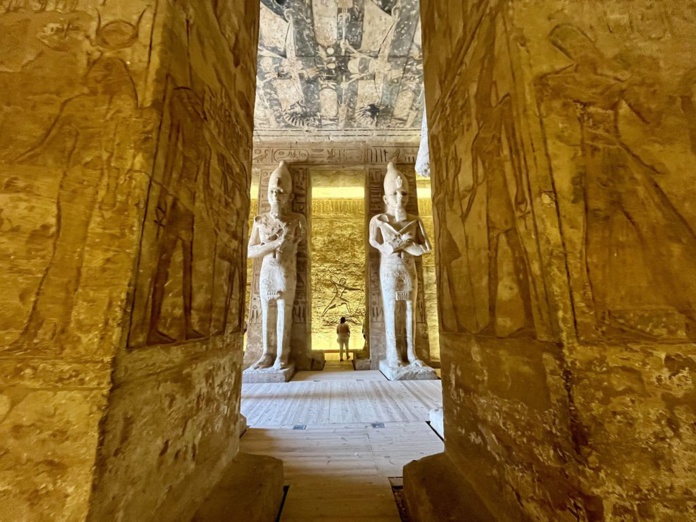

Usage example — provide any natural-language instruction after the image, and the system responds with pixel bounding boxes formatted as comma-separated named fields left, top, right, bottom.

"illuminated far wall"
left=310, top=169, right=366, bottom=357
left=244, top=173, right=259, bottom=349
left=416, top=177, right=440, bottom=363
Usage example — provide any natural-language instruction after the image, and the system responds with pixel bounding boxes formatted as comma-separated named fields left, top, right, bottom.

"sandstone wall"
left=419, top=0, right=696, bottom=519
left=88, top=1, right=259, bottom=520
left=416, top=179, right=440, bottom=363
left=0, top=0, right=258, bottom=520
left=0, top=2, right=159, bottom=519
left=311, top=195, right=366, bottom=354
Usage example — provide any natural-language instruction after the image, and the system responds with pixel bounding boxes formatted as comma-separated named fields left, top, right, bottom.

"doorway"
left=309, top=168, right=367, bottom=363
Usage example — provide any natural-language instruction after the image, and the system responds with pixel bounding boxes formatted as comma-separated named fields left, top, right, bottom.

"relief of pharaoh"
left=248, top=161, right=306, bottom=370
left=369, top=163, right=432, bottom=368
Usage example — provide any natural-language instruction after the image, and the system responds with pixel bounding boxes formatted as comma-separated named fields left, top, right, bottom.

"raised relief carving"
left=432, top=13, right=538, bottom=338
left=128, top=8, right=252, bottom=348
left=146, top=87, right=209, bottom=345
left=537, top=23, right=696, bottom=341
left=1, top=1, right=145, bottom=352
left=469, top=25, right=535, bottom=338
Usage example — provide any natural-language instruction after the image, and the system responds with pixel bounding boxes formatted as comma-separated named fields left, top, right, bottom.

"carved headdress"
left=383, top=162, right=407, bottom=195
left=268, top=161, right=293, bottom=194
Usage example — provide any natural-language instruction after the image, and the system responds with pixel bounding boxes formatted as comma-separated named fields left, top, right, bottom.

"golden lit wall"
left=416, top=178, right=440, bottom=362
left=406, top=0, right=696, bottom=520
left=310, top=170, right=366, bottom=357
left=0, top=1, right=261, bottom=519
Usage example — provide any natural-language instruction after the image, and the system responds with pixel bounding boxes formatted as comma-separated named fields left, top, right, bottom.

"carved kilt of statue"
left=256, top=213, right=301, bottom=303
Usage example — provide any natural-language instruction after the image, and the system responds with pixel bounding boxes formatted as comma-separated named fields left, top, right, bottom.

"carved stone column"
left=366, top=165, right=431, bottom=371
left=244, top=165, right=324, bottom=377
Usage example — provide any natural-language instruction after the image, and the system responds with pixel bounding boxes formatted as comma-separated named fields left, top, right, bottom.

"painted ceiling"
left=254, top=0, right=424, bottom=142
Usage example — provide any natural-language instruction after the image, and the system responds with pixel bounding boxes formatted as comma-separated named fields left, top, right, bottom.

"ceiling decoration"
left=254, top=0, right=424, bottom=141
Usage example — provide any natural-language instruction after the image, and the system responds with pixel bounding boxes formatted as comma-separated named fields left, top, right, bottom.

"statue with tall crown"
left=247, top=161, right=306, bottom=371
left=369, top=163, right=435, bottom=378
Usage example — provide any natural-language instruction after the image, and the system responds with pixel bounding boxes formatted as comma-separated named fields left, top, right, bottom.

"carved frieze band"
left=252, top=144, right=420, bottom=167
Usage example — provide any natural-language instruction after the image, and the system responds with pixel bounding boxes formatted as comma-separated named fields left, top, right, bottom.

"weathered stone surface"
left=352, top=357, right=372, bottom=371
left=192, top=452, right=284, bottom=522
left=0, top=1, right=157, bottom=519
left=378, top=359, right=438, bottom=381
left=0, top=389, right=108, bottom=521
left=1, top=0, right=263, bottom=520
left=403, top=453, right=495, bottom=522
left=243, top=363, right=297, bottom=383
left=409, top=0, right=696, bottom=519
left=87, top=0, right=261, bottom=519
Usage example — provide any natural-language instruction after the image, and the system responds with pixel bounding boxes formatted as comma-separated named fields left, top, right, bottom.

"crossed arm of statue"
left=247, top=216, right=304, bottom=259
left=369, top=216, right=431, bottom=257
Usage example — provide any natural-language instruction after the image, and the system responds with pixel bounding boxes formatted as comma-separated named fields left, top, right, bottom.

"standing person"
left=336, top=317, right=351, bottom=362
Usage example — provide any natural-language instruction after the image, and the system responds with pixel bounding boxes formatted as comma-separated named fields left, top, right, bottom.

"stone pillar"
left=0, top=1, right=283, bottom=521
left=244, top=165, right=324, bottom=375
left=406, top=1, right=696, bottom=521
left=0, top=2, right=158, bottom=519
left=415, top=111, right=430, bottom=178
left=366, top=165, right=431, bottom=371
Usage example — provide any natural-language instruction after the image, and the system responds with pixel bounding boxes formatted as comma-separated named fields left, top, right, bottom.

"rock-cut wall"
left=0, top=0, right=260, bottom=520
left=89, top=1, right=260, bottom=520
left=411, top=0, right=696, bottom=520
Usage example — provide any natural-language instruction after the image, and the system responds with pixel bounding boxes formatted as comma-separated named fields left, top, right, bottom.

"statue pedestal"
left=352, top=357, right=372, bottom=371
left=242, top=363, right=296, bottom=383
left=378, top=359, right=438, bottom=381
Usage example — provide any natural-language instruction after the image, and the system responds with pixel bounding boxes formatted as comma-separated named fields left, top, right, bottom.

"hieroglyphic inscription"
left=252, top=144, right=419, bottom=167
left=127, top=2, right=254, bottom=348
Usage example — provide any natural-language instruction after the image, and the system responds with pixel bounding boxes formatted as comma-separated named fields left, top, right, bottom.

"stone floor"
left=240, top=363, right=444, bottom=521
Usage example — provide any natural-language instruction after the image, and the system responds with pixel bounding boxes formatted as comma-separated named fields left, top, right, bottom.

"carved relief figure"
left=369, top=162, right=431, bottom=367
left=537, top=24, right=696, bottom=339
left=206, top=153, right=246, bottom=335
left=467, top=25, right=535, bottom=337
left=247, top=161, right=306, bottom=369
left=431, top=140, right=464, bottom=332
left=321, top=276, right=361, bottom=318
left=147, top=87, right=210, bottom=345
left=7, top=57, right=138, bottom=353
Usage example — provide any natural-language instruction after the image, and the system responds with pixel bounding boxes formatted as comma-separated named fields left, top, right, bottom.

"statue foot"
left=251, top=354, right=275, bottom=370
left=147, top=329, right=176, bottom=345
left=273, top=357, right=291, bottom=370
left=408, top=358, right=426, bottom=367
left=386, top=358, right=403, bottom=368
